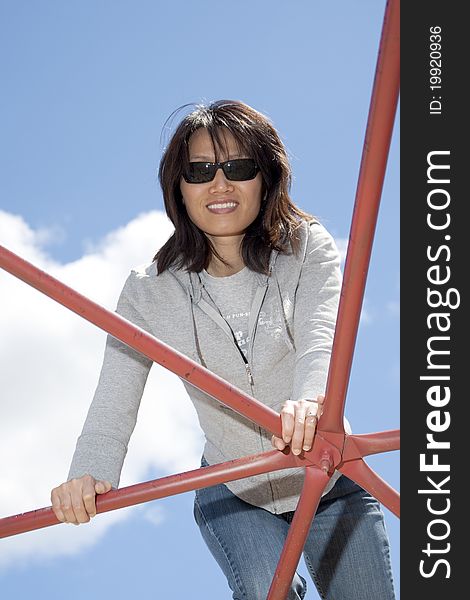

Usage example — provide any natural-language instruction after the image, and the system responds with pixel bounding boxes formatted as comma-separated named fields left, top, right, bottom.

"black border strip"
left=401, top=3, right=465, bottom=597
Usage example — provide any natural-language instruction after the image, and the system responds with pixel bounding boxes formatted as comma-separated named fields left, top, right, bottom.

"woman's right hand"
left=51, top=475, right=112, bottom=525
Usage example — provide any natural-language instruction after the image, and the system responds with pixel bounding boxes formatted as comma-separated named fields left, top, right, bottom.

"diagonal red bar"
left=0, top=449, right=297, bottom=539
left=0, top=244, right=281, bottom=440
left=339, top=458, right=400, bottom=517
left=267, top=466, right=330, bottom=600
left=320, top=0, right=400, bottom=433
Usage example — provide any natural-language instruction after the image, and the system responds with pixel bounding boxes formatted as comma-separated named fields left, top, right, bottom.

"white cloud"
left=0, top=210, right=205, bottom=570
left=334, top=236, right=349, bottom=266
left=143, top=505, right=166, bottom=527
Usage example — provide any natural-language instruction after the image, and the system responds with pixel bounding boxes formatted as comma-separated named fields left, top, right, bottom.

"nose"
left=209, top=165, right=233, bottom=191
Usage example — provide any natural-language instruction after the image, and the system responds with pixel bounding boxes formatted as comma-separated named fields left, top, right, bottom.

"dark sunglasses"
left=182, top=158, right=260, bottom=184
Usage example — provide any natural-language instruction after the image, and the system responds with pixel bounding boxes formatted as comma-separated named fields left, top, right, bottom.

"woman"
left=51, top=100, right=395, bottom=599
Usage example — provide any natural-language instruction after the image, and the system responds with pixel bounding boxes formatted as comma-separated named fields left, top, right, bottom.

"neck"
left=207, top=234, right=245, bottom=277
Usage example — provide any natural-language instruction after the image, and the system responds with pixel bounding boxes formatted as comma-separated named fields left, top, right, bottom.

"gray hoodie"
left=68, top=220, right=347, bottom=514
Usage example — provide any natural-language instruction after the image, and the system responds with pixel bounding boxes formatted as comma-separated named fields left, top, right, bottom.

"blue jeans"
left=193, top=458, right=396, bottom=600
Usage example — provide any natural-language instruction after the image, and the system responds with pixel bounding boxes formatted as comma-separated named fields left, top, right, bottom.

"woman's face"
left=180, top=128, right=263, bottom=241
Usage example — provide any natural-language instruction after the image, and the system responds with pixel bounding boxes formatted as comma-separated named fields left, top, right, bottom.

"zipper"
left=228, top=336, right=255, bottom=392
left=227, top=344, right=276, bottom=505
left=194, top=274, right=266, bottom=391
left=225, top=325, right=254, bottom=390
left=192, top=270, right=277, bottom=507
left=190, top=253, right=278, bottom=392
left=245, top=362, right=254, bottom=388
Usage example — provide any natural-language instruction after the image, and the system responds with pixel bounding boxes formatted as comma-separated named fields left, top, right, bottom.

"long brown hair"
left=155, top=99, right=312, bottom=274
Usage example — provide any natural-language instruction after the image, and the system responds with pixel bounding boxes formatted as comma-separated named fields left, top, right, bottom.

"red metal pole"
left=320, top=0, right=400, bottom=433
left=339, top=458, right=400, bottom=517
left=0, top=449, right=298, bottom=539
left=344, top=429, right=400, bottom=459
left=267, top=467, right=330, bottom=600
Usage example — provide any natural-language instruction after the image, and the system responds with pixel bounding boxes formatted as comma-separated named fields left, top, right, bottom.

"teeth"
left=207, top=202, right=237, bottom=209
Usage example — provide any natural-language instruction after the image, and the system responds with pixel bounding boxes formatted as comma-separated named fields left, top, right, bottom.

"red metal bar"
left=267, top=467, right=330, bottom=600
left=0, top=426, right=345, bottom=538
left=0, top=244, right=282, bottom=440
left=320, top=0, right=400, bottom=433
left=344, top=429, right=400, bottom=460
left=339, top=459, right=400, bottom=517
left=0, top=449, right=298, bottom=539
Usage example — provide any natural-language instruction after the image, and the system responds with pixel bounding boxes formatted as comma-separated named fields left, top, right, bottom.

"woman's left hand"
left=271, top=395, right=324, bottom=455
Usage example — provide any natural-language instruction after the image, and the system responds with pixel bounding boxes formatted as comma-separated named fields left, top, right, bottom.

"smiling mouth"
left=206, top=201, right=238, bottom=212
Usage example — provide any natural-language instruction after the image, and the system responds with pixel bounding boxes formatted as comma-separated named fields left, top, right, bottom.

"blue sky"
left=0, top=1, right=399, bottom=598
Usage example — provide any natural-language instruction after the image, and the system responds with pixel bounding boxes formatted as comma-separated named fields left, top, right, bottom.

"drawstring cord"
left=186, top=286, right=207, bottom=368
